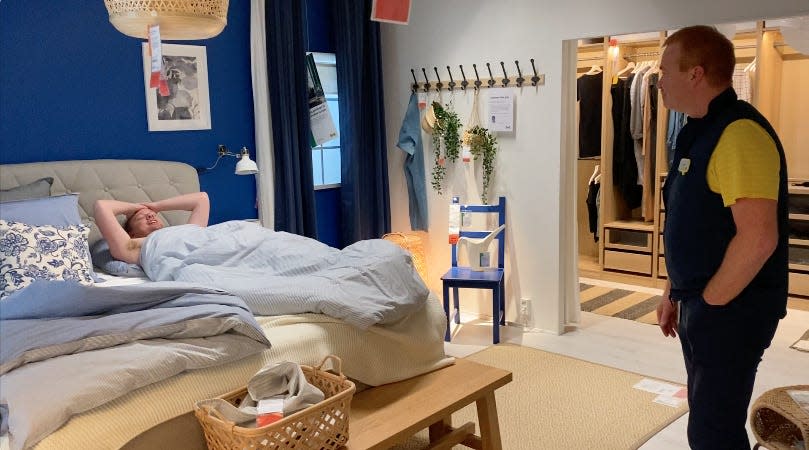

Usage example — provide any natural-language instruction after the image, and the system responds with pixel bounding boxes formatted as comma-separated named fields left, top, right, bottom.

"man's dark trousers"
left=677, top=294, right=780, bottom=450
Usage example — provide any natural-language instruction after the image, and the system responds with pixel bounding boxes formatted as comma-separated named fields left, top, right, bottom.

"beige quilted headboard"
left=0, top=159, right=200, bottom=246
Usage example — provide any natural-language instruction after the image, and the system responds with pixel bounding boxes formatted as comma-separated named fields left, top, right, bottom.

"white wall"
left=381, top=0, right=809, bottom=334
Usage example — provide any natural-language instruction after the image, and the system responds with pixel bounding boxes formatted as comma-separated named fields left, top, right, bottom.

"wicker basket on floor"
left=382, top=232, right=427, bottom=282
left=194, top=355, right=356, bottom=450
left=750, top=385, right=809, bottom=450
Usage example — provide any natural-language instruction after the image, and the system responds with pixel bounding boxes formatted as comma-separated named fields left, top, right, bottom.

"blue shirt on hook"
left=396, top=92, right=429, bottom=231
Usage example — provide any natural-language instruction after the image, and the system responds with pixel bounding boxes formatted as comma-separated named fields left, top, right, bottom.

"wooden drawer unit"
left=659, top=211, right=666, bottom=232
left=658, top=256, right=667, bottom=278
left=658, top=235, right=664, bottom=255
left=789, top=271, right=809, bottom=297
left=604, top=228, right=653, bottom=252
left=604, top=250, right=652, bottom=275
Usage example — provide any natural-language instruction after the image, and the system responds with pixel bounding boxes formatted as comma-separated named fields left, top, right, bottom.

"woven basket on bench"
left=194, top=355, right=356, bottom=450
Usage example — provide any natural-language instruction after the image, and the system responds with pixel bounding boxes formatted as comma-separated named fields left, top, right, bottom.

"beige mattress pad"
left=25, top=296, right=452, bottom=450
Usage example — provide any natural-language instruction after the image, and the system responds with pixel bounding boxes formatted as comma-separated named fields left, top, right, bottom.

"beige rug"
left=392, top=344, right=688, bottom=450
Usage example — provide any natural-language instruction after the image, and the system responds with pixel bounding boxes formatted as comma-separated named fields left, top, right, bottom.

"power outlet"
left=519, top=298, right=531, bottom=327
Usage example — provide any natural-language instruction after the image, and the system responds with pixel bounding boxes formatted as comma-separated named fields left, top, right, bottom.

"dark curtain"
left=265, top=0, right=317, bottom=238
left=333, top=0, right=391, bottom=247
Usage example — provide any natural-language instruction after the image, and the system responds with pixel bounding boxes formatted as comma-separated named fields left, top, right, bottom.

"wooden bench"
left=346, top=359, right=513, bottom=450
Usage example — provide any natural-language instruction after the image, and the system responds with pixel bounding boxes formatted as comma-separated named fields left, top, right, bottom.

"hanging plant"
left=429, top=101, right=462, bottom=194
left=466, top=125, right=498, bottom=204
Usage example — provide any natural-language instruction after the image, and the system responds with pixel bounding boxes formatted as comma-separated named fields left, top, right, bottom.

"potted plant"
left=464, top=125, right=498, bottom=204
left=429, top=101, right=462, bottom=194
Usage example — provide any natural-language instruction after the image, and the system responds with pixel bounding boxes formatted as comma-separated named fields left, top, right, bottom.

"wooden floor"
left=578, top=255, right=809, bottom=312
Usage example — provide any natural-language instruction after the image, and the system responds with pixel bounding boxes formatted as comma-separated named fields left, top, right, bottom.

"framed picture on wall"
left=141, top=43, right=211, bottom=131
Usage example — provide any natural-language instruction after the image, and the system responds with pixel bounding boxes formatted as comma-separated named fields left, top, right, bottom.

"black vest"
left=662, top=88, right=788, bottom=315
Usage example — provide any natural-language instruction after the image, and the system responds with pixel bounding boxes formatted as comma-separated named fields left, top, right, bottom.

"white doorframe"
left=559, top=38, right=582, bottom=328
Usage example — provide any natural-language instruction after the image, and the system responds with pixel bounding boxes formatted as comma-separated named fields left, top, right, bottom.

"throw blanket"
left=0, top=281, right=270, bottom=450
left=141, top=221, right=429, bottom=329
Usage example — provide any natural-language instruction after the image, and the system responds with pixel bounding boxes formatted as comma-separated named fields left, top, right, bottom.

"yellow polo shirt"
left=707, top=119, right=780, bottom=206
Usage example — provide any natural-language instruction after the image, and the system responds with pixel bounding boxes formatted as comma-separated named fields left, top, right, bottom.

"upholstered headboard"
left=0, top=159, right=200, bottom=246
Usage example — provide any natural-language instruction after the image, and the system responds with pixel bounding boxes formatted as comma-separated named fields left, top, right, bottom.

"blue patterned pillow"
left=0, top=220, right=94, bottom=299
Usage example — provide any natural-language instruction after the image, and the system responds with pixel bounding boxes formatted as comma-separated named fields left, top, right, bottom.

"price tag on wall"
left=147, top=24, right=169, bottom=96
left=488, top=88, right=514, bottom=132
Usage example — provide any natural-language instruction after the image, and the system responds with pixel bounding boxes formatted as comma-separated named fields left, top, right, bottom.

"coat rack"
left=409, top=59, right=545, bottom=93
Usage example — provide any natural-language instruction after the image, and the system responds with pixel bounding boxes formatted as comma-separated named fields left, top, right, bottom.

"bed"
left=0, top=159, right=453, bottom=450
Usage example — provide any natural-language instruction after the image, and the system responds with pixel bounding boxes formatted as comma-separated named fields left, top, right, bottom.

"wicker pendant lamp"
left=104, top=0, right=229, bottom=40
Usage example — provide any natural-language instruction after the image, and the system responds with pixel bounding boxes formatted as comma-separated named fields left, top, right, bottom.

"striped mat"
left=579, top=283, right=662, bottom=325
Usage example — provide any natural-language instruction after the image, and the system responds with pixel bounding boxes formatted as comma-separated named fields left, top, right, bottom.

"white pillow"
left=0, top=220, right=94, bottom=299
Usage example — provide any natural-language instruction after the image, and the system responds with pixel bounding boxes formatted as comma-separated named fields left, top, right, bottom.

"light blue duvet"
left=140, top=221, right=430, bottom=329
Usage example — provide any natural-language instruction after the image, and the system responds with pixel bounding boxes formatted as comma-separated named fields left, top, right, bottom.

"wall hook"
left=421, top=67, right=431, bottom=92
left=446, top=65, right=456, bottom=91
left=485, top=62, right=495, bottom=88
left=433, top=66, right=443, bottom=92
left=514, top=60, right=525, bottom=87
left=472, top=64, right=482, bottom=90
left=500, top=61, right=510, bottom=87
left=459, top=65, right=468, bottom=91
left=410, top=68, right=419, bottom=93
left=530, top=58, right=540, bottom=86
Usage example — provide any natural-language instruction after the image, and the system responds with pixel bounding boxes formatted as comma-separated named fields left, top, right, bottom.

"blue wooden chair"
left=441, top=196, right=506, bottom=344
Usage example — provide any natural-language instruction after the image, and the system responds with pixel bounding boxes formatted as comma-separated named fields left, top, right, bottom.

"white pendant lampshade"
left=104, top=0, right=229, bottom=40
left=235, top=147, right=259, bottom=175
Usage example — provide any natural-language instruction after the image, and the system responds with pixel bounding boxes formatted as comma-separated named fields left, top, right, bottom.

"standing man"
left=655, top=25, right=789, bottom=450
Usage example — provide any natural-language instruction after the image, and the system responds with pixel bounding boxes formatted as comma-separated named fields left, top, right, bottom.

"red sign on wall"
left=370, top=0, right=411, bottom=25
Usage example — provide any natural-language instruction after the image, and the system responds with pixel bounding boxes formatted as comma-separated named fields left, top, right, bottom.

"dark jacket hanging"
left=611, top=75, right=642, bottom=209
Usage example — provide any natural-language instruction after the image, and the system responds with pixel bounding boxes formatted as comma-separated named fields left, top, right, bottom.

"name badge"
left=678, top=158, right=691, bottom=176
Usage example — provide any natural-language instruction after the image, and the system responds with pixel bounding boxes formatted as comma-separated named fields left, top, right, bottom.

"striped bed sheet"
left=1, top=289, right=452, bottom=450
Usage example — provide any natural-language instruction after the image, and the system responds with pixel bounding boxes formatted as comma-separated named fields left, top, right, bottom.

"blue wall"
left=0, top=0, right=258, bottom=224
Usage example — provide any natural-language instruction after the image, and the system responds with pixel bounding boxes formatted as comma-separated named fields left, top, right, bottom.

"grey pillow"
left=0, top=177, right=54, bottom=202
left=90, top=239, right=147, bottom=278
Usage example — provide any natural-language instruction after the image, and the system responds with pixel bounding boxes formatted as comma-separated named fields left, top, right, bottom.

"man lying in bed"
left=94, top=192, right=209, bottom=265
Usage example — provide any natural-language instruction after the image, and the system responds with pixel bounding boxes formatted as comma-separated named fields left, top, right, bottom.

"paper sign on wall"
left=370, top=0, right=411, bottom=25
left=488, top=88, right=514, bottom=132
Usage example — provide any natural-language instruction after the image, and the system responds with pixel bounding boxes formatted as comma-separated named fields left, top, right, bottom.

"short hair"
left=123, top=215, right=135, bottom=235
left=664, top=25, right=735, bottom=88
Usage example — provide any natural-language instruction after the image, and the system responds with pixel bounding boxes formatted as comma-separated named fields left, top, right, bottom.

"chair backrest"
left=451, top=196, right=506, bottom=269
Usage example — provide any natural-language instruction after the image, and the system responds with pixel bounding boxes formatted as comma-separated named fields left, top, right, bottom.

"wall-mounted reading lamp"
left=197, top=145, right=259, bottom=175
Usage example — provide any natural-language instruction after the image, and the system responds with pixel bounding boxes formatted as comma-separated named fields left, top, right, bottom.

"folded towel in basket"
left=195, top=361, right=325, bottom=427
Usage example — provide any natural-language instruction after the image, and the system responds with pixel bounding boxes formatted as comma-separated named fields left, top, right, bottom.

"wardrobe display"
left=575, top=22, right=809, bottom=297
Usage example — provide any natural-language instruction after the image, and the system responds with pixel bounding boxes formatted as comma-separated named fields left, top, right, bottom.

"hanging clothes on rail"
left=641, top=71, right=659, bottom=220
left=732, top=63, right=752, bottom=103
left=666, top=110, right=686, bottom=171
left=577, top=70, right=603, bottom=158
left=611, top=73, right=642, bottom=209
left=629, top=62, right=652, bottom=188
left=586, top=165, right=601, bottom=242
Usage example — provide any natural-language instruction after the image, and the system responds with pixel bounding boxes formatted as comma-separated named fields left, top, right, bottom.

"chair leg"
left=452, top=287, right=460, bottom=324
left=492, top=285, right=500, bottom=345
left=442, top=282, right=451, bottom=342
left=499, top=279, right=506, bottom=326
